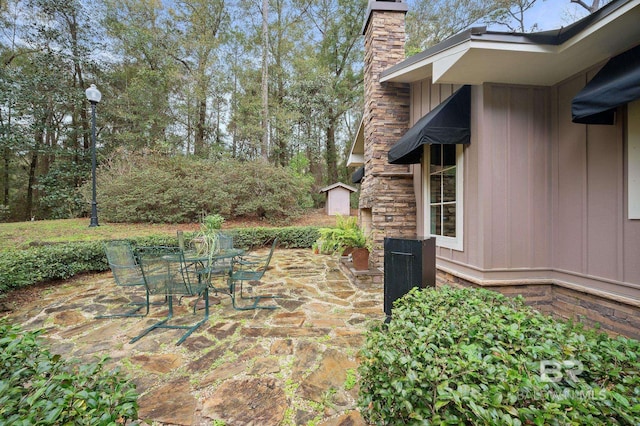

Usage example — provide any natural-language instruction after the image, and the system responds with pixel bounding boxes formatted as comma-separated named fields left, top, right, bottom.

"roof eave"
left=380, top=0, right=640, bottom=86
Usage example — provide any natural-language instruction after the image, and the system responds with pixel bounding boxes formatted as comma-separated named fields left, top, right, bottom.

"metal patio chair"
left=130, top=246, right=209, bottom=346
left=97, top=240, right=150, bottom=319
left=227, top=238, right=280, bottom=310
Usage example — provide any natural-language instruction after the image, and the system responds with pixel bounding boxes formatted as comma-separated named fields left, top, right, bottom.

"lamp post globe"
left=86, top=84, right=101, bottom=227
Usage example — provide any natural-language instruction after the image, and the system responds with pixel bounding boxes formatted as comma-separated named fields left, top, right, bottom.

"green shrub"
left=0, top=320, right=138, bottom=424
left=358, top=286, right=640, bottom=425
left=189, top=226, right=321, bottom=251
left=86, top=152, right=313, bottom=223
left=0, top=236, right=175, bottom=294
left=0, top=227, right=319, bottom=295
left=315, top=215, right=369, bottom=254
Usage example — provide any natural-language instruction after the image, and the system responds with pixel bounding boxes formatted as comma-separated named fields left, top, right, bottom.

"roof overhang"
left=347, top=117, right=365, bottom=167
left=381, top=0, right=640, bottom=86
left=319, top=182, right=358, bottom=193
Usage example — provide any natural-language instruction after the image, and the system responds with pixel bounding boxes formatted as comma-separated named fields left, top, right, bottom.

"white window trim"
left=629, top=100, right=640, bottom=220
left=423, top=144, right=464, bottom=251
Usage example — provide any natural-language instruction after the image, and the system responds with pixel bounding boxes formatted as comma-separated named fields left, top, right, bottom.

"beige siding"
left=479, top=85, right=552, bottom=270
left=409, top=73, right=640, bottom=300
left=555, top=72, right=633, bottom=286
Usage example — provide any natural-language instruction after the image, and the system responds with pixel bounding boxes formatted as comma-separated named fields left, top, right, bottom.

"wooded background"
left=0, top=0, right=603, bottom=222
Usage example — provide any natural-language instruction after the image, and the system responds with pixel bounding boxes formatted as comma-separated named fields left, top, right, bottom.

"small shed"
left=319, top=182, right=357, bottom=216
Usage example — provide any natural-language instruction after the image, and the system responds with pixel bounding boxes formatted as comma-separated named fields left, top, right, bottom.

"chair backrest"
left=261, top=238, right=278, bottom=272
left=233, top=238, right=278, bottom=281
left=135, top=246, right=202, bottom=296
left=218, top=233, right=234, bottom=250
left=104, top=240, right=144, bottom=287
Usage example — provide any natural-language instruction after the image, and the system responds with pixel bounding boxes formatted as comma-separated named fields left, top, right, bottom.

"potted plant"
left=192, top=213, right=225, bottom=258
left=339, top=226, right=372, bottom=271
left=314, top=215, right=361, bottom=256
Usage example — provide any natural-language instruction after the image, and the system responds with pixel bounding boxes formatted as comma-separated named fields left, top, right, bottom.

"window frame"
left=423, top=144, right=464, bottom=250
left=628, top=99, right=640, bottom=220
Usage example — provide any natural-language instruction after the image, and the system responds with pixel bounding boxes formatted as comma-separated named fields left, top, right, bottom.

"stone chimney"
left=360, top=0, right=416, bottom=268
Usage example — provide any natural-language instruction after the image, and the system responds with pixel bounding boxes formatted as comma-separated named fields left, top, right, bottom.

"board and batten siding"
left=554, top=71, right=640, bottom=299
left=409, top=76, right=639, bottom=300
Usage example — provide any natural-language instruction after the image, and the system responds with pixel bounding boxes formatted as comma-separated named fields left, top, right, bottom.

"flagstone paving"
left=3, top=248, right=385, bottom=425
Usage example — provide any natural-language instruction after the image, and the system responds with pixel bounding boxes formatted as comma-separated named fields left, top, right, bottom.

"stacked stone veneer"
left=362, top=3, right=416, bottom=269
left=437, top=270, right=640, bottom=340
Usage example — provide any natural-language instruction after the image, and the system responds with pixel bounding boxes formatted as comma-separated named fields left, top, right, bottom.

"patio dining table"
left=182, top=248, right=246, bottom=293
left=182, top=248, right=245, bottom=271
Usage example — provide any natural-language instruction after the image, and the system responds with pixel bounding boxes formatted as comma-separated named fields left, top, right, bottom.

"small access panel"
left=383, top=237, right=436, bottom=321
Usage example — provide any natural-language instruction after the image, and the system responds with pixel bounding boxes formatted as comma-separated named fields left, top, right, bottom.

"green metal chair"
left=227, top=238, right=280, bottom=310
left=97, top=240, right=149, bottom=319
left=130, top=246, right=209, bottom=346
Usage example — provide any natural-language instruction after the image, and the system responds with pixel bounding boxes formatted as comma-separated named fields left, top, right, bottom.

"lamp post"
left=86, top=84, right=102, bottom=227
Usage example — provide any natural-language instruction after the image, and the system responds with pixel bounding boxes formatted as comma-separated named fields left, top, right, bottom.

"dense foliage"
left=0, top=0, right=366, bottom=222
left=358, top=286, right=640, bottom=425
left=0, top=320, right=138, bottom=425
left=83, top=153, right=314, bottom=223
left=0, top=226, right=319, bottom=295
left=315, top=215, right=369, bottom=253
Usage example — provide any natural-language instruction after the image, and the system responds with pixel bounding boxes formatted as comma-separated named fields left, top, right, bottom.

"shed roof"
left=319, top=182, right=358, bottom=193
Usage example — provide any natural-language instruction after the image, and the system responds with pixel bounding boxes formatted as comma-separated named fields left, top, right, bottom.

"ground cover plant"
left=358, top=286, right=640, bottom=425
left=0, top=320, right=138, bottom=424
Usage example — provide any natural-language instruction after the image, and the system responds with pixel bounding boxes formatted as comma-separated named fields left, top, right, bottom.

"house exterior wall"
left=411, top=75, right=640, bottom=297
left=407, top=70, right=640, bottom=334
left=325, top=187, right=351, bottom=216
left=553, top=69, right=640, bottom=300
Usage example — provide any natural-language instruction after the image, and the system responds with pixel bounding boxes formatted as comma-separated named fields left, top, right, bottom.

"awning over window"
left=351, top=166, right=364, bottom=184
left=388, top=85, right=471, bottom=165
left=571, top=44, right=640, bottom=125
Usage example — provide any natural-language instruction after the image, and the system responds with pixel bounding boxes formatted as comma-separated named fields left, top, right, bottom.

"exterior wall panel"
left=480, top=84, right=552, bottom=270
left=555, top=76, right=587, bottom=273
left=407, top=75, right=640, bottom=301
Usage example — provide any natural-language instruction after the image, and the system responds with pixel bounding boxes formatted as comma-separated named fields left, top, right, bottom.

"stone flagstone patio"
left=3, top=248, right=385, bottom=425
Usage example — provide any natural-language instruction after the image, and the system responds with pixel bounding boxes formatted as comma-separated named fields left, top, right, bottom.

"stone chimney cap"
left=363, top=0, right=409, bottom=35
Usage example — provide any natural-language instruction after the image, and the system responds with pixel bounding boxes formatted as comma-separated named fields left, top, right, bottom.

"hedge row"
left=0, top=320, right=138, bottom=424
left=0, top=226, right=320, bottom=295
left=358, top=286, right=640, bottom=425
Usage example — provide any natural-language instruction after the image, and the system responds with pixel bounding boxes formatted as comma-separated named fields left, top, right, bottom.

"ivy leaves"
left=358, top=286, right=640, bottom=425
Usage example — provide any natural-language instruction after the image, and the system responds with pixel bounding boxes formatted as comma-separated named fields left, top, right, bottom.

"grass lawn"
left=0, top=210, right=339, bottom=252
left=0, top=219, right=195, bottom=252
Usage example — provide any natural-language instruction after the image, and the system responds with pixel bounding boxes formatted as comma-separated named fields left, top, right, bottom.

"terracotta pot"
left=351, top=248, right=370, bottom=271
left=341, top=246, right=355, bottom=257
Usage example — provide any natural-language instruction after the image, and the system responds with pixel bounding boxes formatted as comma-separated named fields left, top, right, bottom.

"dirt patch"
left=1, top=279, right=68, bottom=313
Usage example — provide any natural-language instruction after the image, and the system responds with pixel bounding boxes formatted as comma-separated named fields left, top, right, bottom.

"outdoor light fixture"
left=86, top=84, right=101, bottom=227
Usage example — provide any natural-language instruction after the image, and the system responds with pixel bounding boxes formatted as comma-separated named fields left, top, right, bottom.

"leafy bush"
left=85, top=152, right=313, bottom=223
left=0, top=227, right=319, bottom=295
left=36, top=160, right=88, bottom=220
left=358, top=286, right=640, bottom=425
left=191, top=226, right=320, bottom=251
left=315, top=215, right=368, bottom=254
left=0, top=236, right=175, bottom=294
left=0, top=320, right=138, bottom=424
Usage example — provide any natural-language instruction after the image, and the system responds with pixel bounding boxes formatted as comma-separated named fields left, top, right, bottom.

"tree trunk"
left=325, top=109, right=338, bottom=183
left=26, top=137, right=41, bottom=221
left=260, top=0, right=269, bottom=161
left=3, top=147, right=9, bottom=206
left=195, top=97, right=206, bottom=156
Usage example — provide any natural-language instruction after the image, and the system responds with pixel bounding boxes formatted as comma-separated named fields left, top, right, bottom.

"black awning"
left=572, top=44, right=640, bottom=125
left=351, top=166, right=364, bottom=184
left=388, top=85, right=471, bottom=164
